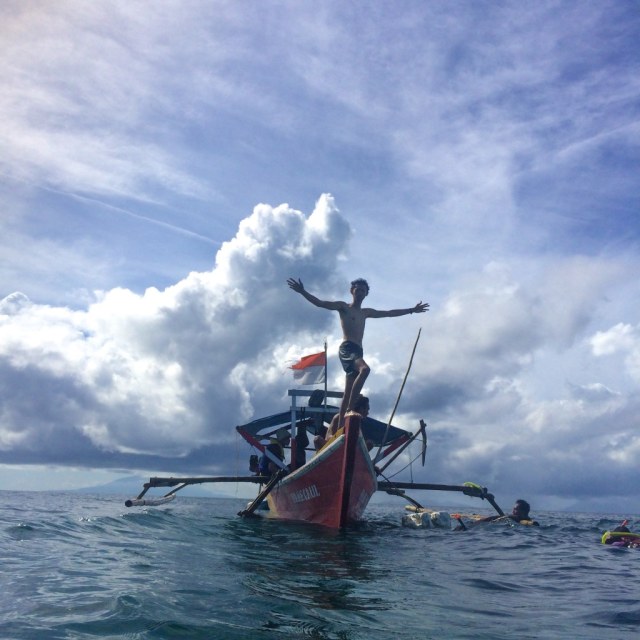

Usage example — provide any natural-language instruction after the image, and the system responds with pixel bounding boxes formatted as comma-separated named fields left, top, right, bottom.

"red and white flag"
left=290, top=351, right=326, bottom=385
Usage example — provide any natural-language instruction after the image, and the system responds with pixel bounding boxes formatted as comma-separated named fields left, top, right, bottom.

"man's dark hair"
left=352, top=395, right=369, bottom=413
left=350, top=278, right=369, bottom=294
left=514, top=499, right=530, bottom=516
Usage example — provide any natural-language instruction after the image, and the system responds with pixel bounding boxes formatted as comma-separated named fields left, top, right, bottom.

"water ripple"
left=2, top=492, right=640, bottom=639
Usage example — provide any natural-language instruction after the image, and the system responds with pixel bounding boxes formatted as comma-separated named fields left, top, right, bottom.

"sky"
left=1, top=1, right=639, bottom=513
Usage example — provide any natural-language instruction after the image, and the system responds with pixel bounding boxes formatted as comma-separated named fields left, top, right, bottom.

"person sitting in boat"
left=314, top=425, right=328, bottom=451
left=455, top=499, right=539, bottom=529
left=336, top=394, right=371, bottom=430
left=294, top=424, right=309, bottom=467
left=315, top=395, right=373, bottom=451
left=258, top=428, right=290, bottom=476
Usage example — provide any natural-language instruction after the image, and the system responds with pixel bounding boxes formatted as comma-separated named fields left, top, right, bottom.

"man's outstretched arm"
left=287, top=278, right=343, bottom=310
left=367, top=301, right=429, bottom=318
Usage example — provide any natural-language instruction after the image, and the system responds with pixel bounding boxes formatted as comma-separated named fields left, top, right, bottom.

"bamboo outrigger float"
left=125, top=388, right=504, bottom=528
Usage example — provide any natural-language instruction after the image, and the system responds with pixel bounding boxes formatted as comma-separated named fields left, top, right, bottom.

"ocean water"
left=1, top=491, right=639, bottom=639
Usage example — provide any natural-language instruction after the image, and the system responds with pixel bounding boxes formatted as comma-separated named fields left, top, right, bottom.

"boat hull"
left=266, top=414, right=377, bottom=528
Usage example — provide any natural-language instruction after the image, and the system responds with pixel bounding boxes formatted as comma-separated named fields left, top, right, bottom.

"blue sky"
left=1, top=1, right=639, bottom=513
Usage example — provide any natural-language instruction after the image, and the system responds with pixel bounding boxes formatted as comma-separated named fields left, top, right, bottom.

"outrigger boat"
left=125, top=388, right=504, bottom=529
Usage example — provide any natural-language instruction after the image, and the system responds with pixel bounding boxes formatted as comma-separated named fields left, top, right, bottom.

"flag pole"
left=323, top=339, right=328, bottom=410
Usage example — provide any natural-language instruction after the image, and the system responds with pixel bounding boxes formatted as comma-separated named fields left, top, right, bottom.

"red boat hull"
left=266, top=414, right=377, bottom=528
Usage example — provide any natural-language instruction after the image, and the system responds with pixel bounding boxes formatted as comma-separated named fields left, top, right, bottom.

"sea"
left=1, top=491, right=639, bottom=640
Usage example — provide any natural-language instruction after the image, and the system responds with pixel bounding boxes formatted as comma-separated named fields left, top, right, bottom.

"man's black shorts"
left=339, top=341, right=363, bottom=376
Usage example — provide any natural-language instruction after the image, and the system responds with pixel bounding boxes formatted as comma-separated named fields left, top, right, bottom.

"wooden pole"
left=374, top=328, right=421, bottom=463
left=376, top=419, right=426, bottom=474
left=238, top=468, right=287, bottom=517
left=323, top=339, right=328, bottom=411
left=377, top=480, right=504, bottom=516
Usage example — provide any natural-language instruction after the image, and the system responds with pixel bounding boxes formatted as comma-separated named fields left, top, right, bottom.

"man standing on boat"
left=315, top=394, right=372, bottom=450
left=287, top=277, right=428, bottom=432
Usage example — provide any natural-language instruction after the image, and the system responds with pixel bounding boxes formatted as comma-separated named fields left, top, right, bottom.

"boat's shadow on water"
left=224, top=515, right=389, bottom=612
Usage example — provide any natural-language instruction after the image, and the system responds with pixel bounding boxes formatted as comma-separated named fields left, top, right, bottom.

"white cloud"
left=590, top=322, right=640, bottom=383
left=590, top=323, right=636, bottom=356
left=1, top=193, right=640, bottom=512
left=1, top=1, right=639, bottom=513
left=0, top=195, right=348, bottom=464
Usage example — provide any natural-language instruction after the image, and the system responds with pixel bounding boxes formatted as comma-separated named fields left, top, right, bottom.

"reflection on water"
left=227, top=517, right=389, bottom=611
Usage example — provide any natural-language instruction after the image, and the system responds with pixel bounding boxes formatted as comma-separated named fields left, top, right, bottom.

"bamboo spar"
left=124, top=475, right=268, bottom=508
left=374, top=328, right=421, bottom=463
left=377, top=481, right=504, bottom=517
left=238, top=468, right=287, bottom=517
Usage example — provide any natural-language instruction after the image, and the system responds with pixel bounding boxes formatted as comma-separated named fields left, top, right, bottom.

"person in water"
left=314, top=395, right=371, bottom=451
left=484, top=499, right=538, bottom=525
left=455, top=499, right=539, bottom=530
left=504, top=499, right=539, bottom=525
left=602, top=520, right=640, bottom=548
left=287, top=277, right=428, bottom=433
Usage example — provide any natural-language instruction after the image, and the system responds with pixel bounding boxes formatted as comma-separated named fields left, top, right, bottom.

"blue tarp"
left=236, top=404, right=410, bottom=447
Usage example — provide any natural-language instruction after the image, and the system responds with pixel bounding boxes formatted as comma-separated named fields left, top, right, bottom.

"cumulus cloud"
left=2, top=193, right=639, bottom=512
left=414, top=377, right=640, bottom=512
left=2, top=195, right=640, bottom=512
left=2, top=1, right=639, bottom=513
left=590, top=322, right=640, bottom=383
left=0, top=195, right=349, bottom=471
left=385, top=257, right=640, bottom=511
left=403, top=258, right=623, bottom=413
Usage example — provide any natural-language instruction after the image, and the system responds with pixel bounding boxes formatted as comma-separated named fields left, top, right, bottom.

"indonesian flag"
left=290, top=351, right=326, bottom=385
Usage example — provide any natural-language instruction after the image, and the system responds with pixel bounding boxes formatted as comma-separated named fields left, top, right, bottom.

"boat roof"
left=236, top=404, right=411, bottom=447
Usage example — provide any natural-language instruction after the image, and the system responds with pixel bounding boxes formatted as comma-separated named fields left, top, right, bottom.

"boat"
left=235, top=389, right=408, bottom=528
left=125, top=388, right=505, bottom=529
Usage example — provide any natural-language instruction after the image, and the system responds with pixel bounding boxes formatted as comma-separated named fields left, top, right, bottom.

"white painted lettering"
left=291, top=484, right=320, bottom=504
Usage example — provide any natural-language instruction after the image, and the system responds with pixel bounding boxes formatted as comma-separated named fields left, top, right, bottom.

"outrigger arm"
left=377, top=480, right=504, bottom=517
left=125, top=476, right=268, bottom=507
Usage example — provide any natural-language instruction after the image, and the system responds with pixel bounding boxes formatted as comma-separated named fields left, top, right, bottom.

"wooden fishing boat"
left=255, top=415, right=374, bottom=527
left=234, top=389, right=408, bottom=528
left=125, top=388, right=504, bottom=528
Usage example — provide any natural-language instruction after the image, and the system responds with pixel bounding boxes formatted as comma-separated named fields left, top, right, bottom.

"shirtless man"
left=287, top=277, right=429, bottom=432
